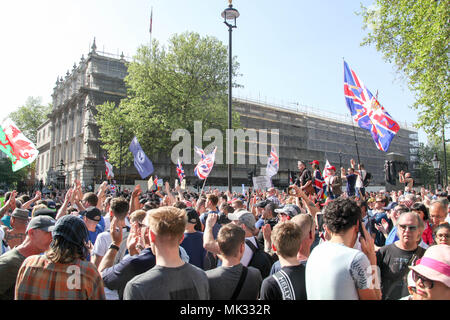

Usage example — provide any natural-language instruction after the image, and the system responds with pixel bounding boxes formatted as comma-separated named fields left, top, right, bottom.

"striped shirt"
left=15, top=255, right=105, bottom=300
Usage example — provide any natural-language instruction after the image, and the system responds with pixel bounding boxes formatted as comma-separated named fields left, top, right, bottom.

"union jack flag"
left=176, top=158, right=185, bottom=182
left=344, top=61, right=400, bottom=152
left=313, top=169, right=326, bottom=199
left=104, top=156, right=114, bottom=179
left=194, top=146, right=217, bottom=180
left=266, top=146, right=279, bottom=177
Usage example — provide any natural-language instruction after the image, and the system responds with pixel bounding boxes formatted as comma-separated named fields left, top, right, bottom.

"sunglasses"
left=398, top=224, right=418, bottom=232
left=412, top=270, right=434, bottom=289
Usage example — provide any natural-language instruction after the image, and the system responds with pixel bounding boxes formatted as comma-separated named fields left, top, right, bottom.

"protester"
left=340, top=166, right=357, bottom=197
left=1, top=209, right=29, bottom=249
left=433, top=223, right=450, bottom=246
left=399, top=170, right=414, bottom=193
left=180, top=207, right=206, bottom=269
left=80, top=207, right=103, bottom=246
left=92, top=197, right=130, bottom=268
left=324, top=166, right=342, bottom=199
left=206, top=223, right=262, bottom=300
left=0, top=216, right=55, bottom=300
left=260, top=221, right=307, bottom=300
left=409, top=244, right=450, bottom=300
left=200, top=194, right=220, bottom=237
left=429, top=200, right=448, bottom=232
left=269, top=213, right=315, bottom=275
left=123, top=206, right=209, bottom=300
left=376, top=211, right=426, bottom=300
left=15, top=215, right=105, bottom=299
left=306, top=198, right=381, bottom=300
left=411, top=202, right=434, bottom=246
left=295, top=161, right=314, bottom=196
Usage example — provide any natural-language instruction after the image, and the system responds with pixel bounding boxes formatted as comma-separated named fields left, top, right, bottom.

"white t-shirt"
left=306, top=241, right=373, bottom=300
left=240, top=236, right=257, bottom=267
left=355, top=170, right=367, bottom=188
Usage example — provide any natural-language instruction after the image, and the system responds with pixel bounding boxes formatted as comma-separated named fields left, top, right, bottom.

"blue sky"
left=0, top=0, right=425, bottom=142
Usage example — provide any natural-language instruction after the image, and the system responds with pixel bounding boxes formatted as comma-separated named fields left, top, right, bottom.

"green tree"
left=8, top=96, right=52, bottom=143
left=0, top=158, right=30, bottom=190
left=96, top=32, right=241, bottom=168
left=359, top=1, right=449, bottom=137
left=416, top=138, right=449, bottom=188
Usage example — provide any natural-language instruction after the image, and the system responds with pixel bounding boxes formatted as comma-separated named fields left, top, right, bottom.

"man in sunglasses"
left=376, top=211, right=426, bottom=300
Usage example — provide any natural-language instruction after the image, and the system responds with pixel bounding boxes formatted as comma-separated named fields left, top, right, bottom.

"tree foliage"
left=359, top=0, right=449, bottom=137
left=7, top=96, right=52, bottom=143
left=0, top=158, right=30, bottom=190
left=416, top=137, right=449, bottom=188
left=96, top=32, right=241, bottom=167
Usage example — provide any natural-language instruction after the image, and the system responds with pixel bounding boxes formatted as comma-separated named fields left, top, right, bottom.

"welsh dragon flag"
left=0, top=118, right=39, bottom=171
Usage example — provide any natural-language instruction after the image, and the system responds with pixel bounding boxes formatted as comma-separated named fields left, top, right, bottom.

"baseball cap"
left=383, top=202, right=398, bottom=211
left=275, top=205, right=298, bottom=218
left=255, top=200, right=268, bottom=208
left=409, top=244, right=450, bottom=288
left=11, top=208, right=30, bottom=221
left=310, top=160, right=320, bottom=165
left=33, top=208, right=57, bottom=219
left=328, top=166, right=336, bottom=171
left=26, top=215, right=56, bottom=233
left=227, top=211, right=256, bottom=231
left=185, top=207, right=200, bottom=225
left=83, top=207, right=102, bottom=222
left=47, top=200, right=56, bottom=210
left=52, top=215, right=89, bottom=246
left=284, top=204, right=301, bottom=214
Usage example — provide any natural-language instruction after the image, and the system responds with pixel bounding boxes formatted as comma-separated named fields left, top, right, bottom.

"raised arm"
left=203, top=213, right=220, bottom=255
left=22, top=191, right=41, bottom=209
left=56, top=189, right=74, bottom=220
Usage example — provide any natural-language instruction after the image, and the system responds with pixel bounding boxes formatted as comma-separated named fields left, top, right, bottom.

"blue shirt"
left=345, top=174, right=357, bottom=196
left=102, top=248, right=157, bottom=299
left=180, top=231, right=206, bottom=269
left=385, top=226, right=399, bottom=245
left=200, top=211, right=221, bottom=239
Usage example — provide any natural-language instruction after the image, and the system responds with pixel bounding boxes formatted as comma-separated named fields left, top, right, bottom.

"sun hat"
left=409, top=244, right=450, bottom=288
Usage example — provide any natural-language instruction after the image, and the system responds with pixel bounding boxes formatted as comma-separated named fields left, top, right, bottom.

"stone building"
left=38, top=42, right=419, bottom=190
left=41, top=40, right=127, bottom=189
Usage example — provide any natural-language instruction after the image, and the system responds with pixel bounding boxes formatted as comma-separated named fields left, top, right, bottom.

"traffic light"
left=247, top=171, right=253, bottom=183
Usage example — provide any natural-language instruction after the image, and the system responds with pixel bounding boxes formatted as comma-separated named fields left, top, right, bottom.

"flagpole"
left=200, top=177, right=208, bottom=195
left=343, top=58, right=361, bottom=166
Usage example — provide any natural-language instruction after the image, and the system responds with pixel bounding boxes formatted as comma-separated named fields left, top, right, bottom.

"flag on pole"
left=0, top=118, right=38, bottom=172
left=104, top=156, right=114, bottom=179
left=176, top=158, right=185, bottom=182
left=147, top=175, right=154, bottom=191
left=129, top=136, right=154, bottom=179
left=343, top=61, right=400, bottom=152
left=266, top=146, right=279, bottom=178
left=194, top=146, right=217, bottom=180
left=313, top=168, right=326, bottom=200
left=323, top=159, right=333, bottom=181
left=149, top=7, right=153, bottom=34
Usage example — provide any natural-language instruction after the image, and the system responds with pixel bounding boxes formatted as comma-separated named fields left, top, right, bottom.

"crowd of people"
left=0, top=159, right=449, bottom=300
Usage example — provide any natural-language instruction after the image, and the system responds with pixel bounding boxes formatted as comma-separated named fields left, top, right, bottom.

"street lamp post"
left=222, top=0, right=239, bottom=193
left=432, top=153, right=441, bottom=191
left=119, top=125, right=124, bottom=193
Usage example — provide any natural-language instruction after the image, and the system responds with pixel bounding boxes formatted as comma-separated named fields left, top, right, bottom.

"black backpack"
left=363, top=172, right=372, bottom=187
left=245, top=238, right=273, bottom=279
